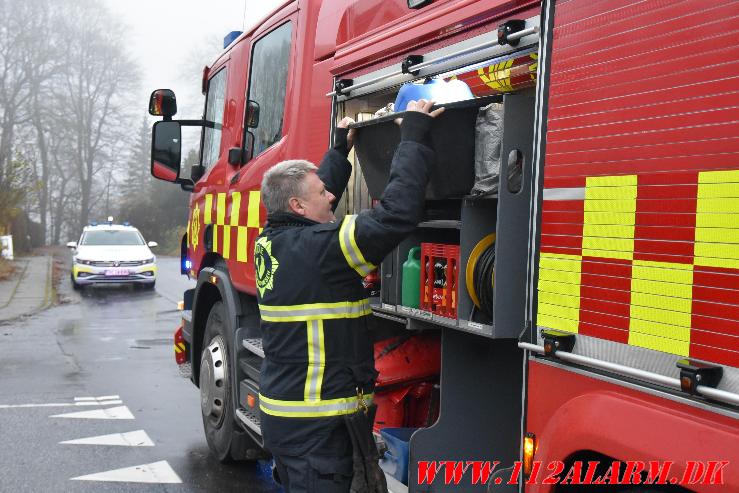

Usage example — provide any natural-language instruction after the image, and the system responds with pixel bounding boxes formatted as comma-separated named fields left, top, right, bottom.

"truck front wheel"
left=200, top=300, right=243, bottom=462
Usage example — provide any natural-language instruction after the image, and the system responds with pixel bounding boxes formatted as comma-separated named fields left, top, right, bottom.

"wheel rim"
left=200, top=334, right=229, bottom=427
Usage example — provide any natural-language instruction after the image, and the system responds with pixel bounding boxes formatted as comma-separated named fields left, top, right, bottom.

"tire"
left=199, top=300, right=260, bottom=462
left=144, top=281, right=156, bottom=290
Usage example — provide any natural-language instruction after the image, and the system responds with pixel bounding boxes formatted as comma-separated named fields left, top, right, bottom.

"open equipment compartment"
left=351, top=90, right=536, bottom=339
left=334, top=24, right=539, bottom=485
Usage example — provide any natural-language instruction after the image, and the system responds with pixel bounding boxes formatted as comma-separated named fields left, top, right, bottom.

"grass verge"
left=0, top=258, right=15, bottom=281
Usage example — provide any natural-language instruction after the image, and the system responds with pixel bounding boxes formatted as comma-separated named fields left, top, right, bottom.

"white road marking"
left=74, top=395, right=120, bottom=401
left=0, top=400, right=122, bottom=409
left=71, top=460, right=182, bottom=483
left=84, top=400, right=123, bottom=406
left=60, top=430, right=154, bottom=447
left=50, top=405, right=134, bottom=420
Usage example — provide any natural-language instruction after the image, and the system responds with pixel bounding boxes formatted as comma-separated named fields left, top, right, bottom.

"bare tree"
left=0, top=0, right=38, bottom=225
left=48, top=132, right=75, bottom=244
left=56, top=0, right=140, bottom=233
left=25, top=2, right=67, bottom=243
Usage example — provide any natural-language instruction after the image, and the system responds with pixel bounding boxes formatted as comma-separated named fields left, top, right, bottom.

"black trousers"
left=270, top=420, right=354, bottom=493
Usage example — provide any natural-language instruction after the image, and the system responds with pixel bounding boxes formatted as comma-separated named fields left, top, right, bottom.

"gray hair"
left=261, top=159, right=318, bottom=214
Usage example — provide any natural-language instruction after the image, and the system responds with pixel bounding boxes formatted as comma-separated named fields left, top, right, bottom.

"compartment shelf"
left=371, top=303, right=494, bottom=336
left=417, top=220, right=461, bottom=229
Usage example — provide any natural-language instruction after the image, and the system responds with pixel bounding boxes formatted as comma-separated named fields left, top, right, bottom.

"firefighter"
left=255, top=99, right=444, bottom=493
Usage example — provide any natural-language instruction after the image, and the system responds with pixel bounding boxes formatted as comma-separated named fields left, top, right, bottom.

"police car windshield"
left=81, top=230, right=144, bottom=246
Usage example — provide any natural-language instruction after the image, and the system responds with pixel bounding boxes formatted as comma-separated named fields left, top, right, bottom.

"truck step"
left=242, top=338, right=264, bottom=358
left=238, top=353, right=262, bottom=381
left=235, top=407, right=261, bottom=436
left=238, top=378, right=262, bottom=439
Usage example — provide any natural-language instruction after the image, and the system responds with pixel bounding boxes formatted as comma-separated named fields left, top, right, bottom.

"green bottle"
left=402, top=247, right=422, bottom=308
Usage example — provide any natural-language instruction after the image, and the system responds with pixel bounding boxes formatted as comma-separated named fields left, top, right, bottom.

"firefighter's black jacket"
left=255, top=113, right=435, bottom=454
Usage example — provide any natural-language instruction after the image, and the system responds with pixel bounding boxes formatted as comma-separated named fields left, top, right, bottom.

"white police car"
left=67, top=218, right=157, bottom=290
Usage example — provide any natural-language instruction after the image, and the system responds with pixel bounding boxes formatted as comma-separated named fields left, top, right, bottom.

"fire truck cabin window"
left=202, top=68, right=227, bottom=168
left=247, top=22, right=292, bottom=157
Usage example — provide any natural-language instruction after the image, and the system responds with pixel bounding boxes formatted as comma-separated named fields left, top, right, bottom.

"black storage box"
left=351, top=95, right=500, bottom=200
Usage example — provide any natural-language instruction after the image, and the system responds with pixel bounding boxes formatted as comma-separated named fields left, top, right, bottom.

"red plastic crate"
left=420, top=243, right=460, bottom=318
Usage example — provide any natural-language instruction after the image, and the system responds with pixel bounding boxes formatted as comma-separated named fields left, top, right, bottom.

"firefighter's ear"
left=289, top=196, right=306, bottom=216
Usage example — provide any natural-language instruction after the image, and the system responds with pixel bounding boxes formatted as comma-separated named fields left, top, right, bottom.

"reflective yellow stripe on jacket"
left=339, top=215, right=375, bottom=277
left=258, top=299, right=372, bottom=322
left=304, top=319, right=325, bottom=401
left=259, top=393, right=374, bottom=418
left=259, top=299, right=373, bottom=417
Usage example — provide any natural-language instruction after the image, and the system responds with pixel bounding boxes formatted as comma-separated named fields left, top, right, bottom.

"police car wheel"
left=199, top=300, right=244, bottom=463
left=70, top=273, right=82, bottom=291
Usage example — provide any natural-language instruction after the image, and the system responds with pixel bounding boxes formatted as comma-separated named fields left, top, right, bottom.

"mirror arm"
left=176, top=119, right=216, bottom=129
left=178, top=178, right=195, bottom=192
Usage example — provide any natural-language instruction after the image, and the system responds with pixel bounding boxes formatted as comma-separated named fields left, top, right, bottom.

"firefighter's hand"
left=394, top=99, right=445, bottom=126
left=334, top=117, right=356, bottom=155
left=406, top=99, right=445, bottom=118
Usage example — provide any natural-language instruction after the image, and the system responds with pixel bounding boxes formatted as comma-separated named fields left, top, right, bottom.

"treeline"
left=0, top=0, right=189, bottom=254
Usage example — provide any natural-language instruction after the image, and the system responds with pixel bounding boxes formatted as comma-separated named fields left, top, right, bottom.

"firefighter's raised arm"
left=330, top=99, right=444, bottom=279
left=316, top=117, right=356, bottom=210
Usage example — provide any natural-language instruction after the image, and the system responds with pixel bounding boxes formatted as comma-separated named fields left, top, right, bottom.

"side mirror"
left=147, top=241, right=158, bottom=248
left=149, top=89, right=177, bottom=118
left=66, top=241, right=77, bottom=249
left=151, top=121, right=182, bottom=182
left=246, top=100, right=260, bottom=128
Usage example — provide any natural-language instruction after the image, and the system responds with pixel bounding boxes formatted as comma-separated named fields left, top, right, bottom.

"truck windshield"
left=81, top=231, right=145, bottom=246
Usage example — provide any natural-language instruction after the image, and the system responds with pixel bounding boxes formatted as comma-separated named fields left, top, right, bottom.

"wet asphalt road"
left=0, top=257, right=280, bottom=493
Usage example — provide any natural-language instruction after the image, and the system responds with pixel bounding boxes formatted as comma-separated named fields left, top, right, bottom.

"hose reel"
left=465, top=233, right=496, bottom=319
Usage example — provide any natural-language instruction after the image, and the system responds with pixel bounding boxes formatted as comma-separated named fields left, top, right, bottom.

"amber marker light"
left=523, top=432, right=537, bottom=477
left=210, top=275, right=218, bottom=285
left=247, top=395, right=256, bottom=408
left=177, top=301, right=184, bottom=311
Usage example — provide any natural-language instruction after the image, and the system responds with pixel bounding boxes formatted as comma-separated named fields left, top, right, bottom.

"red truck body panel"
left=531, top=0, right=739, bottom=487
left=537, top=0, right=739, bottom=368
left=526, top=361, right=739, bottom=492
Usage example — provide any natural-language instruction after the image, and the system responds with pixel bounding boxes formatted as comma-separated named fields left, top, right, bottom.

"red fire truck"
left=149, top=0, right=739, bottom=491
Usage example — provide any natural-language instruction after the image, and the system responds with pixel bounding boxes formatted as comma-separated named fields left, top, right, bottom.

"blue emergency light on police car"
left=393, top=78, right=473, bottom=112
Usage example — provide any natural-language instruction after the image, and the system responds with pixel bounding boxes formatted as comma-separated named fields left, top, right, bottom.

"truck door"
left=188, top=64, right=230, bottom=271
left=226, top=16, right=295, bottom=293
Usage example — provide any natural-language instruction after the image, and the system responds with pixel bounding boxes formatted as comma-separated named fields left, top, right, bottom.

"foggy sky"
left=102, top=0, right=283, bottom=119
